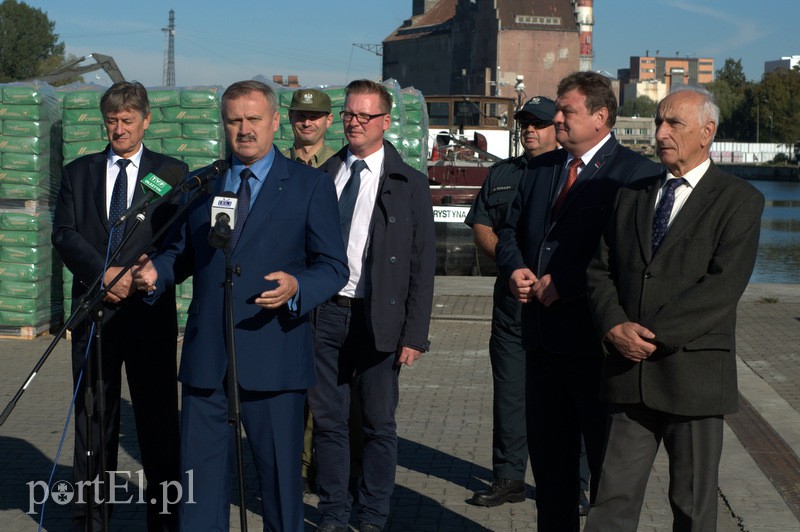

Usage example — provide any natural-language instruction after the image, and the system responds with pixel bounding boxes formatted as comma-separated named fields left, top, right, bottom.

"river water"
left=751, top=180, right=800, bottom=284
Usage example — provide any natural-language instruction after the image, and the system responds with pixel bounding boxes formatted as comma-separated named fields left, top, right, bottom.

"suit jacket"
left=496, top=134, right=662, bottom=355
left=320, top=140, right=436, bottom=353
left=52, top=145, right=188, bottom=337
left=152, top=148, right=349, bottom=391
left=586, top=162, right=765, bottom=416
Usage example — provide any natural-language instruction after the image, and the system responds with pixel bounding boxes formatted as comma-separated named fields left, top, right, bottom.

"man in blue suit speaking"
left=134, top=80, right=348, bottom=531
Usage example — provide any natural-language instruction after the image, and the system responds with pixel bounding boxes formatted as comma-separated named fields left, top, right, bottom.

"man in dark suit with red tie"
left=496, top=71, right=661, bottom=531
left=584, top=87, right=764, bottom=531
left=53, top=81, right=188, bottom=531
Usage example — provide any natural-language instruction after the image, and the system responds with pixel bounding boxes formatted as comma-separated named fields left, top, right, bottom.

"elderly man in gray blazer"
left=584, top=86, right=764, bottom=531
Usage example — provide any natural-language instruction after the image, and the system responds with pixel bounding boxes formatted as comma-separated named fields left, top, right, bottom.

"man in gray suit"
left=584, top=87, right=764, bottom=531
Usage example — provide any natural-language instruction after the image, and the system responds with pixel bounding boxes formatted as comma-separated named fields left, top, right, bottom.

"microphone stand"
left=84, top=215, right=145, bottom=532
left=209, top=222, right=248, bottom=532
left=0, top=182, right=213, bottom=531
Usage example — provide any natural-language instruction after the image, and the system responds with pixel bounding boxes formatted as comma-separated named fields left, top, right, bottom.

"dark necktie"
left=230, top=168, right=254, bottom=249
left=109, top=158, right=131, bottom=254
left=652, top=177, right=687, bottom=254
left=339, top=159, right=367, bottom=245
left=553, top=157, right=582, bottom=216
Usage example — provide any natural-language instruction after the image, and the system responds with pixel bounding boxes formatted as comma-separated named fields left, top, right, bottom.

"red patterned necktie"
left=553, top=157, right=582, bottom=216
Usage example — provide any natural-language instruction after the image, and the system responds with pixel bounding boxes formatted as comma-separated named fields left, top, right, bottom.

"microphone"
left=209, top=191, right=238, bottom=249
left=180, top=159, right=229, bottom=193
left=112, top=165, right=185, bottom=228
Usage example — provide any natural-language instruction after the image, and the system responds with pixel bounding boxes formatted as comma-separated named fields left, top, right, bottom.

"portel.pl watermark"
left=26, top=469, right=195, bottom=515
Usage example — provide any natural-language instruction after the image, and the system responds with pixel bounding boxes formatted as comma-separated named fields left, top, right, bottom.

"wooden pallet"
left=0, top=322, right=51, bottom=340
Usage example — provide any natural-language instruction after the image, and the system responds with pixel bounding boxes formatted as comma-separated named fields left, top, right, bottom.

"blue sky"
left=22, top=0, right=800, bottom=88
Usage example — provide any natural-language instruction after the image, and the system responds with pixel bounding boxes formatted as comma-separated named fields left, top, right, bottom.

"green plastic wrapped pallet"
left=62, top=108, right=103, bottom=124
left=0, top=260, right=51, bottom=281
left=182, top=123, right=221, bottom=139
left=160, top=107, right=220, bottom=124
left=2, top=85, right=47, bottom=105
left=62, top=124, right=104, bottom=142
left=182, top=157, right=217, bottom=171
left=148, top=90, right=182, bottom=108
left=62, top=140, right=107, bottom=162
left=0, top=135, right=49, bottom=155
left=0, top=212, right=51, bottom=231
left=0, top=229, right=50, bottom=246
left=0, top=105, right=41, bottom=120
left=0, top=296, right=50, bottom=313
left=0, top=280, right=48, bottom=299
left=145, top=122, right=182, bottom=139
left=2, top=120, right=48, bottom=137
left=0, top=245, right=51, bottom=264
left=0, top=308, right=52, bottom=326
left=61, top=91, right=103, bottom=109
left=0, top=169, right=49, bottom=186
left=180, top=87, right=221, bottom=108
left=161, top=138, right=222, bottom=158
left=1, top=153, right=48, bottom=172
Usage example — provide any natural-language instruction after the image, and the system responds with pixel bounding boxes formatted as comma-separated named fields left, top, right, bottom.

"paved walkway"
left=0, top=277, right=798, bottom=530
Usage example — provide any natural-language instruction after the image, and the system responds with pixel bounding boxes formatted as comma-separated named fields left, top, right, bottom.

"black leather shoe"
left=317, top=525, right=347, bottom=532
left=578, top=489, right=590, bottom=516
left=469, top=478, right=526, bottom=507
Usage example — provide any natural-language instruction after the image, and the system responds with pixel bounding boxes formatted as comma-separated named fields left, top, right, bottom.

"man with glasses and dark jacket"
left=308, top=79, right=435, bottom=532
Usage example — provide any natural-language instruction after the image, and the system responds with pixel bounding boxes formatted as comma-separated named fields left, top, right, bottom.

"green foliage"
left=706, top=58, right=800, bottom=143
left=619, top=95, right=657, bottom=118
left=772, top=152, right=790, bottom=164
left=757, top=68, right=800, bottom=144
left=716, top=58, right=747, bottom=91
left=0, top=0, right=65, bottom=82
left=706, top=78, right=751, bottom=140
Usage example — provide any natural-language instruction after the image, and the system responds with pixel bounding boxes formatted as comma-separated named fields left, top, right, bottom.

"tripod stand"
left=1, top=161, right=227, bottom=531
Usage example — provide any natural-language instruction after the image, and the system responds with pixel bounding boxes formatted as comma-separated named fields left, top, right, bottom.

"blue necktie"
left=652, top=177, right=686, bottom=254
left=230, top=168, right=254, bottom=249
left=339, top=159, right=366, bottom=245
left=109, top=159, right=131, bottom=254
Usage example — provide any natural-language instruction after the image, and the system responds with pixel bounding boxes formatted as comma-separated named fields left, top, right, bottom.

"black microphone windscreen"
left=154, top=165, right=187, bottom=187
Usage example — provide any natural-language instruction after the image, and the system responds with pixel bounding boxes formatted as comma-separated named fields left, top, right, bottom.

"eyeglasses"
left=519, top=119, right=553, bottom=130
left=340, top=111, right=387, bottom=125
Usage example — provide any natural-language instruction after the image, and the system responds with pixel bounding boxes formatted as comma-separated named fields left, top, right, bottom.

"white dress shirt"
left=335, top=147, right=384, bottom=298
left=654, top=158, right=710, bottom=228
left=105, top=144, right=144, bottom=215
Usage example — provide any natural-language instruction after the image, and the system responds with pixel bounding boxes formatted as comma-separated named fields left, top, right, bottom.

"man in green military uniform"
left=283, top=88, right=338, bottom=494
left=282, top=88, right=336, bottom=168
left=465, top=96, right=559, bottom=507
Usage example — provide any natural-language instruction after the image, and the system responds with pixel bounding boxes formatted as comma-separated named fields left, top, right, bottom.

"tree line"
left=621, top=57, right=800, bottom=149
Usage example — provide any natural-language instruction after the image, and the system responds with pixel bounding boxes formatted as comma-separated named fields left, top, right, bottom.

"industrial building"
left=382, top=0, right=594, bottom=99
left=764, top=55, right=800, bottom=74
left=618, top=53, right=714, bottom=105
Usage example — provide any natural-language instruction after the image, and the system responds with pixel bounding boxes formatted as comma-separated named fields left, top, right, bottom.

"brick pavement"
left=0, top=278, right=798, bottom=530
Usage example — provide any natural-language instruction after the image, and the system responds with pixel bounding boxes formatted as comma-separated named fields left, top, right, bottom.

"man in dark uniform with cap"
left=465, top=96, right=558, bottom=506
left=282, top=88, right=337, bottom=168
